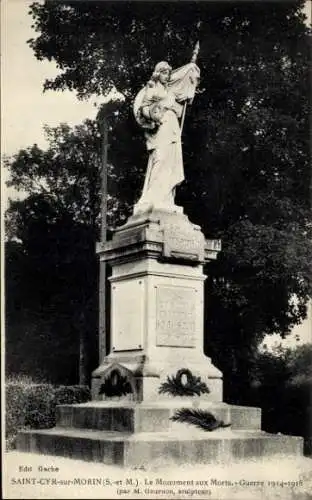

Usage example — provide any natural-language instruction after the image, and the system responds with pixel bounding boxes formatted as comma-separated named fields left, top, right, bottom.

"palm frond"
left=170, top=408, right=231, bottom=431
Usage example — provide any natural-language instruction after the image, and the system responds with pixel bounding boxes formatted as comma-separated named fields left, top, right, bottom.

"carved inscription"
left=156, top=286, right=196, bottom=347
left=170, top=235, right=200, bottom=251
left=163, top=226, right=204, bottom=261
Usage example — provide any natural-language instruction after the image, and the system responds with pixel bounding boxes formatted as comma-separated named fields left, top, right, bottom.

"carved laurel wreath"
left=99, top=369, right=133, bottom=398
left=158, top=368, right=210, bottom=397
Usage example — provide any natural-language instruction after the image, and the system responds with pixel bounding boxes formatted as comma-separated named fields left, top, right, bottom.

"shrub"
left=249, top=344, right=312, bottom=457
left=55, top=385, right=91, bottom=405
left=6, top=381, right=29, bottom=444
left=24, top=383, right=56, bottom=429
left=5, top=375, right=91, bottom=450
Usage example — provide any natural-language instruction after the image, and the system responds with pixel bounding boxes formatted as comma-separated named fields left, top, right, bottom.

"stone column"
left=92, top=209, right=222, bottom=402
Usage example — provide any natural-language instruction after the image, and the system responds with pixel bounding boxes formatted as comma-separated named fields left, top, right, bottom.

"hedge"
left=248, top=344, right=312, bottom=457
left=5, top=376, right=91, bottom=450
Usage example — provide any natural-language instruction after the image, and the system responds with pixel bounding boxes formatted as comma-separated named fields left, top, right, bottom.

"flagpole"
left=99, top=117, right=109, bottom=364
left=180, top=41, right=200, bottom=134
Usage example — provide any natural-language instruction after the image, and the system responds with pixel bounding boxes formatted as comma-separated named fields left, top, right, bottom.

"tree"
left=7, top=1, right=312, bottom=392
left=250, top=343, right=312, bottom=455
left=5, top=120, right=119, bottom=384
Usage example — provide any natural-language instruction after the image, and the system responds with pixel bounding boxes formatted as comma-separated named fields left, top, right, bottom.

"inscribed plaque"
left=156, top=285, right=196, bottom=347
left=112, top=279, right=144, bottom=351
left=163, top=225, right=204, bottom=261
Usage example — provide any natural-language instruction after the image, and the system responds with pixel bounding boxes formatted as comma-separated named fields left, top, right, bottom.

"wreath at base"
left=158, top=368, right=210, bottom=397
left=99, top=369, right=133, bottom=398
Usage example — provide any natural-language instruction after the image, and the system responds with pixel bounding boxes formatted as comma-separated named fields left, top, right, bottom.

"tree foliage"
left=5, top=1, right=312, bottom=389
left=250, top=344, right=312, bottom=454
left=5, top=122, right=107, bottom=383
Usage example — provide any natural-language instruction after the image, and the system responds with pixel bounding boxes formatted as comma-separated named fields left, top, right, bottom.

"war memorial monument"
left=16, top=48, right=303, bottom=467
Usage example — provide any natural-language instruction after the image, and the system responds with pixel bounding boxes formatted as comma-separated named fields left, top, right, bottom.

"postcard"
left=2, top=0, right=312, bottom=498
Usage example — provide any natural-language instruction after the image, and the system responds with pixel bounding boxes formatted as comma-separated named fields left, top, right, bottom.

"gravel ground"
left=3, top=451, right=312, bottom=499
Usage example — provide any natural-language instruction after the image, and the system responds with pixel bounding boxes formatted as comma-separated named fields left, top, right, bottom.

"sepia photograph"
left=2, top=0, right=312, bottom=498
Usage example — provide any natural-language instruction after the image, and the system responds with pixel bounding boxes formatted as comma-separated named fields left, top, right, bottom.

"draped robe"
left=133, top=62, right=200, bottom=213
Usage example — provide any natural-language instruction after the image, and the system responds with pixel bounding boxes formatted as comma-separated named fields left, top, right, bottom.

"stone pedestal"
left=16, top=207, right=304, bottom=466
left=91, top=208, right=223, bottom=403
left=17, top=400, right=303, bottom=466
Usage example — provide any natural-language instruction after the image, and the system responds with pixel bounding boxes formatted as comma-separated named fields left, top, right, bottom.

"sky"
left=1, top=0, right=101, bottom=157
left=2, top=0, right=310, bottom=156
left=1, top=0, right=311, bottom=349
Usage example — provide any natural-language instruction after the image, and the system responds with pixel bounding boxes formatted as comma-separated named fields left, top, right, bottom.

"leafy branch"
left=170, top=408, right=231, bottom=431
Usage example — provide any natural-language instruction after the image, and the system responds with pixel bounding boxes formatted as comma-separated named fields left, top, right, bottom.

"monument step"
left=55, top=401, right=261, bottom=432
left=16, top=427, right=303, bottom=467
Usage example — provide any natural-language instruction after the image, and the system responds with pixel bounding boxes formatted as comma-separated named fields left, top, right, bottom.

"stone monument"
left=16, top=47, right=303, bottom=467
left=92, top=49, right=223, bottom=403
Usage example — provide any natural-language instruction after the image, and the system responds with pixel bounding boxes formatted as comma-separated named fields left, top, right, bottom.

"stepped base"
left=16, top=401, right=303, bottom=467
left=16, top=427, right=303, bottom=468
left=54, top=401, right=261, bottom=432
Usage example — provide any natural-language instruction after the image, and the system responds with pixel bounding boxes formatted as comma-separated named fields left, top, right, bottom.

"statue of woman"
left=133, top=59, right=200, bottom=215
